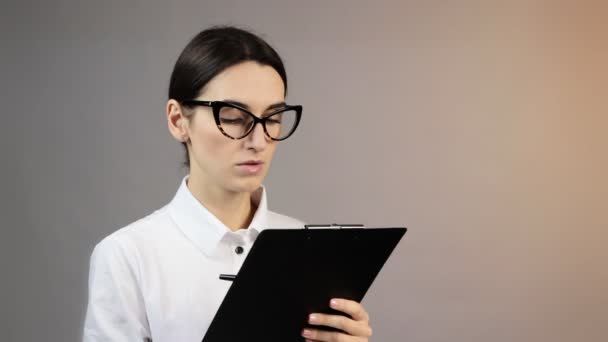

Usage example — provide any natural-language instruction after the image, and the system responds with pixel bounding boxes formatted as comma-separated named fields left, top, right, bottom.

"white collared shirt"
left=83, top=177, right=305, bottom=342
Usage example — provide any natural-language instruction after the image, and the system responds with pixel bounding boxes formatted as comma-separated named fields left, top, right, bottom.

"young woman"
left=83, top=26, right=373, bottom=342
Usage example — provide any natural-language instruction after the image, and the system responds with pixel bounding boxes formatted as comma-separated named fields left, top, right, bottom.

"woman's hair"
left=168, top=26, right=288, bottom=169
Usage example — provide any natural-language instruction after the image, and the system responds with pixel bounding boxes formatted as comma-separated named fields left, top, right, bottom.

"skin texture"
left=166, top=61, right=372, bottom=341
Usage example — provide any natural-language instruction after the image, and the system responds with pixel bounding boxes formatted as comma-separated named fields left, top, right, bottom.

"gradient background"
left=1, top=1, right=607, bottom=341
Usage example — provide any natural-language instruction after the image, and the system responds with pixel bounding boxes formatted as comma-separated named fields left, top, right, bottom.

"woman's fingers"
left=308, top=313, right=372, bottom=337
left=302, top=298, right=373, bottom=341
left=329, top=299, right=370, bottom=322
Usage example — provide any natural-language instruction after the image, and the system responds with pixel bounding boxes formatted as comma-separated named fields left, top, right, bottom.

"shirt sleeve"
left=83, top=235, right=151, bottom=342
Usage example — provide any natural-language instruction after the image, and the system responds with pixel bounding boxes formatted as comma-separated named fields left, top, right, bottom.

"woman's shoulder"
left=92, top=205, right=173, bottom=255
left=266, top=210, right=306, bottom=229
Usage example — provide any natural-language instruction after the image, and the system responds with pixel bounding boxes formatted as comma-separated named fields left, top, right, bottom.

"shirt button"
left=235, top=246, right=244, bottom=255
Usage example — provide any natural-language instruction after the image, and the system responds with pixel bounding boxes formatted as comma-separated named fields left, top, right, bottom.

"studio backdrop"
left=1, top=1, right=607, bottom=341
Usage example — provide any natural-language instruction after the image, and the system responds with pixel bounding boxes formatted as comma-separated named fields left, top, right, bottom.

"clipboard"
left=202, top=225, right=407, bottom=342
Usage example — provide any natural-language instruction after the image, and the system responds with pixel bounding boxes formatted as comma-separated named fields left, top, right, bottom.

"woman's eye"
left=266, top=118, right=282, bottom=125
left=220, top=118, right=245, bottom=125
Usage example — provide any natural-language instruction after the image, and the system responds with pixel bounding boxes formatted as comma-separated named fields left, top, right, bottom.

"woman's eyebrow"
left=223, top=100, right=249, bottom=109
left=223, top=99, right=286, bottom=111
left=266, top=102, right=287, bottom=111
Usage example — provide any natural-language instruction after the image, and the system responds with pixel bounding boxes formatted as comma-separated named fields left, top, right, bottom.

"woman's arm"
left=83, top=236, right=151, bottom=342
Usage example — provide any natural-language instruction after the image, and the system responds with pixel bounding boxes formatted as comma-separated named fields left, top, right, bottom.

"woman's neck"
left=186, top=175, right=256, bottom=232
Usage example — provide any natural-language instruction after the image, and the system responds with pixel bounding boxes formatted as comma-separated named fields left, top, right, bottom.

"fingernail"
left=309, top=314, right=319, bottom=324
left=330, top=299, right=339, bottom=308
left=302, top=329, right=312, bottom=337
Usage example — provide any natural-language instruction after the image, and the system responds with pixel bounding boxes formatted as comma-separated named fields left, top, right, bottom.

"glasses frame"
left=180, top=100, right=302, bottom=141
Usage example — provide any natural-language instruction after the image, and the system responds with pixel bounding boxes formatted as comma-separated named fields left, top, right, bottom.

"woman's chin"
left=228, top=177, right=264, bottom=194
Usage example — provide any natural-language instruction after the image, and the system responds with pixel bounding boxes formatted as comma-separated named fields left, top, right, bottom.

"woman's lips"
left=236, top=161, right=264, bottom=175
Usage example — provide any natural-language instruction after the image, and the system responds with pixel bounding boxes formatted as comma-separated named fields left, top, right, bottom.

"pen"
left=219, top=274, right=236, bottom=281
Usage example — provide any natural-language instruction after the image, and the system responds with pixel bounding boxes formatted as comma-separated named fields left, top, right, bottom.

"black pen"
left=219, top=274, right=236, bottom=281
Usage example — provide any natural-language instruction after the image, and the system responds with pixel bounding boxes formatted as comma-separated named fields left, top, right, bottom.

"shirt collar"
left=167, top=176, right=269, bottom=256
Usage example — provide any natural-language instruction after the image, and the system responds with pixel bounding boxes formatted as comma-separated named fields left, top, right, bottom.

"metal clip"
left=304, top=223, right=365, bottom=229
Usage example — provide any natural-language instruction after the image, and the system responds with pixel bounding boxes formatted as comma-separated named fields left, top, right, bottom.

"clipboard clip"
left=304, top=223, right=365, bottom=229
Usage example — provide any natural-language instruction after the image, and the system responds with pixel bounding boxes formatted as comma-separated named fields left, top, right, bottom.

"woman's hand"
left=301, top=298, right=372, bottom=342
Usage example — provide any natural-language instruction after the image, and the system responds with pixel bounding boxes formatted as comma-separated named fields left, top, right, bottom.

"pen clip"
left=219, top=274, right=236, bottom=281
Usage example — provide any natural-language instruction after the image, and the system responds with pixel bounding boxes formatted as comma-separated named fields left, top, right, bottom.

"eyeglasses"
left=180, top=100, right=303, bottom=141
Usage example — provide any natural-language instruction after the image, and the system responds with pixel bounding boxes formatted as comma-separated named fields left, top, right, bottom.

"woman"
left=83, top=26, right=373, bottom=342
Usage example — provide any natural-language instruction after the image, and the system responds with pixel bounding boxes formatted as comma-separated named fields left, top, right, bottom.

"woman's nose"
left=245, top=122, right=269, bottom=151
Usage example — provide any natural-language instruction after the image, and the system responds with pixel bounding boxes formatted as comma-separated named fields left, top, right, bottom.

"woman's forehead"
left=199, top=61, right=285, bottom=108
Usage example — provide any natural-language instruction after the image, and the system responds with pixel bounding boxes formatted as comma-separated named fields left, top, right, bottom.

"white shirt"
left=83, top=177, right=305, bottom=342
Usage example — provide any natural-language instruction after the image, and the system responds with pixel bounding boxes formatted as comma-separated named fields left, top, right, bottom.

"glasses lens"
left=265, top=109, right=299, bottom=140
left=218, top=106, right=254, bottom=139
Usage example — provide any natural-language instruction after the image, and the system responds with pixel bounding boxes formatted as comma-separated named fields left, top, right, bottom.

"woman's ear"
left=167, top=99, right=190, bottom=142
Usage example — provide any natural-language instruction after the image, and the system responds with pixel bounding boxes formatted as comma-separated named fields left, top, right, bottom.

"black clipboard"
left=202, top=226, right=407, bottom=342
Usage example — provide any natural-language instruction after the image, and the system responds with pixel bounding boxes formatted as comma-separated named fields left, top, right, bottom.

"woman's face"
left=183, top=61, right=285, bottom=194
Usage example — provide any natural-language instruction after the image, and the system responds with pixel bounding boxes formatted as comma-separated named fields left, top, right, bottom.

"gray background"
left=1, top=1, right=607, bottom=341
